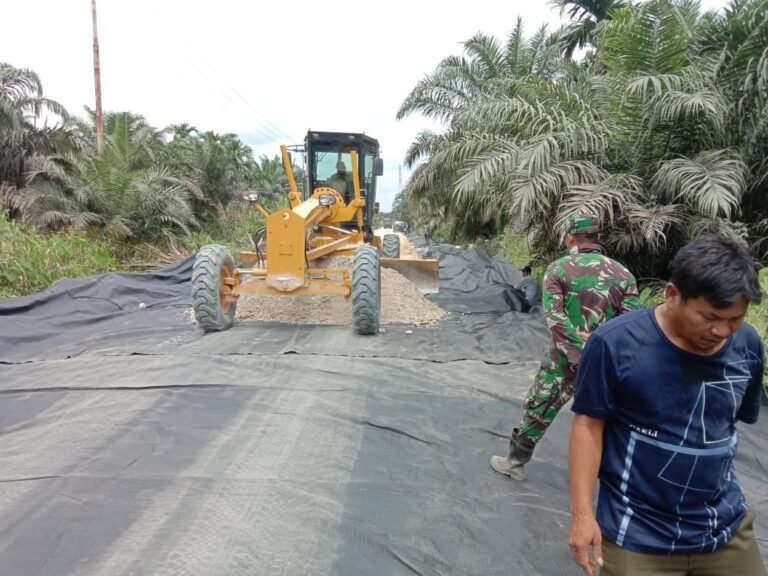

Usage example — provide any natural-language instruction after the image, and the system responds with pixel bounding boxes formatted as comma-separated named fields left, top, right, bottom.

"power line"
left=181, top=57, right=285, bottom=143
left=161, top=51, right=282, bottom=147
left=146, top=3, right=294, bottom=147
left=200, top=61, right=294, bottom=142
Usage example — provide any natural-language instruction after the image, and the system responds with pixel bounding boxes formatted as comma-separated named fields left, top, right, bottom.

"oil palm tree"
left=252, top=155, right=297, bottom=208
left=164, top=128, right=257, bottom=219
left=398, top=23, right=568, bottom=240
left=19, top=112, right=199, bottom=240
left=397, top=20, right=563, bottom=124
left=398, top=0, right=768, bottom=276
left=552, top=0, right=628, bottom=57
left=0, top=63, right=70, bottom=200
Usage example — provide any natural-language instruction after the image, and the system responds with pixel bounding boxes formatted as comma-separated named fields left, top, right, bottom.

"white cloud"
left=1, top=0, right=729, bottom=209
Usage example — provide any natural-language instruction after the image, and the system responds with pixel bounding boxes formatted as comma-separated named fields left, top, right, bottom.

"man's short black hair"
left=669, top=235, right=762, bottom=307
left=521, top=265, right=532, bottom=274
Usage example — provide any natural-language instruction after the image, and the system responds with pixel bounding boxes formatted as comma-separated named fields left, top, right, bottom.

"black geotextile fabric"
left=408, top=236, right=530, bottom=314
left=0, top=253, right=766, bottom=576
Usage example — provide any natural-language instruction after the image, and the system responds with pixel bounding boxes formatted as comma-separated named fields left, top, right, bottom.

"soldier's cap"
left=566, top=213, right=600, bottom=235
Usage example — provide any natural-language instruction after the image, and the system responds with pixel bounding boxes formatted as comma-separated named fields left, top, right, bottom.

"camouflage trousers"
left=518, top=350, right=576, bottom=446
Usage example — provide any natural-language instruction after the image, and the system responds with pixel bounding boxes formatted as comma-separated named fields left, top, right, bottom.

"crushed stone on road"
left=234, top=257, right=445, bottom=327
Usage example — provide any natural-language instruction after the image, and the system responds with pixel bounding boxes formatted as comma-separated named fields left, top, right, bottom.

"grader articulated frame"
left=191, top=130, right=439, bottom=335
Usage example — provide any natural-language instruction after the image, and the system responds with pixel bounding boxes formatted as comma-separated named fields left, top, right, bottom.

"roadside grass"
left=1, top=199, right=267, bottom=299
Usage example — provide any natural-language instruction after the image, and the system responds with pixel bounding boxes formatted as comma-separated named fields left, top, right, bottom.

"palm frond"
left=609, top=201, right=686, bottom=255
left=555, top=172, right=642, bottom=233
left=652, top=150, right=747, bottom=219
left=463, top=32, right=506, bottom=79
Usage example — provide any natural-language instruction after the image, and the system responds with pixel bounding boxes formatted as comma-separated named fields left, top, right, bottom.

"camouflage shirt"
left=543, top=243, right=640, bottom=367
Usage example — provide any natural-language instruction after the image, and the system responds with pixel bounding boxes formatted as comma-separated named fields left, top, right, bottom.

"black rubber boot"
left=490, top=428, right=536, bottom=481
left=509, top=427, right=536, bottom=462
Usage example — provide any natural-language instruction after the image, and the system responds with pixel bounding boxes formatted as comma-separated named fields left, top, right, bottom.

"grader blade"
left=380, top=257, right=440, bottom=294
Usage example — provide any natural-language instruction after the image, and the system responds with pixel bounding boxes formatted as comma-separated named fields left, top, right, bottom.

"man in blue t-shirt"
left=568, top=235, right=766, bottom=575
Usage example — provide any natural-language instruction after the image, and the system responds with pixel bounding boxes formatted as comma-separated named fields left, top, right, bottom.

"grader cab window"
left=314, top=149, right=355, bottom=201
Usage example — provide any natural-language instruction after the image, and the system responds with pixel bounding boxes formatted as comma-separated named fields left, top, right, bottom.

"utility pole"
left=91, top=0, right=104, bottom=156
left=398, top=165, right=402, bottom=192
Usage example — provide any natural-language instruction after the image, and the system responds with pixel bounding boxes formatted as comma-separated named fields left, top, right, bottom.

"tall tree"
left=552, top=0, right=628, bottom=56
left=397, top=20, right=563, bottom=124
left=397, top=0, right=768, bottom=277
left=0, top=63, right=69, bottom=198
left=18, top=112, right=199, bottom=240
left=164, top=127, right=257, bottom=219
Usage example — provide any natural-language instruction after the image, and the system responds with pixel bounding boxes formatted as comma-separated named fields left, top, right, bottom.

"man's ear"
left=664, top=282, right=681, bottom=307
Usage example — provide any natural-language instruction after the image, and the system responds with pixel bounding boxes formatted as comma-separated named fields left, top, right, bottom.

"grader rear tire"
left=192, top=244, right=237, bottom=332
left=352, top=244, right=381, bottom=335
left=382, top=234, right=400, bottom=258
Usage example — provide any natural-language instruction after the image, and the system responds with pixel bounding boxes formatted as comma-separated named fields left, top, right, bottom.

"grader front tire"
left=382, top=234, right=401, bottom=258
left=192, top=244, right=237, bottom=332
left=352, top=244, right=381, bottom=335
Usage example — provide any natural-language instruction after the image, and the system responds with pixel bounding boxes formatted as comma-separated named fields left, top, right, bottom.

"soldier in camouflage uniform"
left=490, top=214, right=640, bottom=481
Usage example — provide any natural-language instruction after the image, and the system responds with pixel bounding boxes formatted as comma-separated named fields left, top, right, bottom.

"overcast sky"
left=2, top=0, right=729, bottom=210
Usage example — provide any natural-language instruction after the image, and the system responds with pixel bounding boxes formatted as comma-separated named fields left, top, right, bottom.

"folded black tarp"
left=408, top=237, right=530, bottom=314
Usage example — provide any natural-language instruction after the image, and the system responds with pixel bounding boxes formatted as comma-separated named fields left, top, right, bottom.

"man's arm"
left=569, top=333, right=618, bottom=574
left=568, top=414, right=605, bottom=576
left=543, top=265, right=586, bottom=365
left=620, top=272, right=641, bottom=313
left=521, top=279, right=538, bottom=305
left=737, top=335, right=764, bottom=424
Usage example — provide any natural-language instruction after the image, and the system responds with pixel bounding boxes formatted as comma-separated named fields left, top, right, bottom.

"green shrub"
left=0, top=210, right=117, bottom=299
left=182, top=200, right=267, bottom=255
left=638, top=285, right=665, bottom=307
left=497, top=228, right=546, bottom=282
left=499, top=228, right=532, bottom=266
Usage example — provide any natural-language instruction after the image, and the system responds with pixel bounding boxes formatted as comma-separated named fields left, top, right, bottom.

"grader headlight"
left=318, top=194, right=336, bottom=207
left=241, top=190, right=260, bottom=203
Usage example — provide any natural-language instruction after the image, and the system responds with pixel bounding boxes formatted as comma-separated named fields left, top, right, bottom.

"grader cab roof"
left=305, top=130, right=380, bottom=150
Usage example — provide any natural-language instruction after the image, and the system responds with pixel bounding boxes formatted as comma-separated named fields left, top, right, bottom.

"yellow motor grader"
left=191, top=130, right=439, bottom=335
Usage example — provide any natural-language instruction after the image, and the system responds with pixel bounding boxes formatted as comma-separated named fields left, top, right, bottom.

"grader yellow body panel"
left=265, top=208, right=307, bottom=292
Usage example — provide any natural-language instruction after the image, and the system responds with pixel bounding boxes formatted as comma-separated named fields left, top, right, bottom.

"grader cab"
left=191, top=130, right=439, bottom=335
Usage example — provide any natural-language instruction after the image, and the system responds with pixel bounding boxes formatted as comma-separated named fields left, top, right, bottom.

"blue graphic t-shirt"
left=572, top=307, right=764, bottom=554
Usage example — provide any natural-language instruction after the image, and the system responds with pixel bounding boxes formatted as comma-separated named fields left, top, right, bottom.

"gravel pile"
left=234, top=257, right=445, bottom=327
